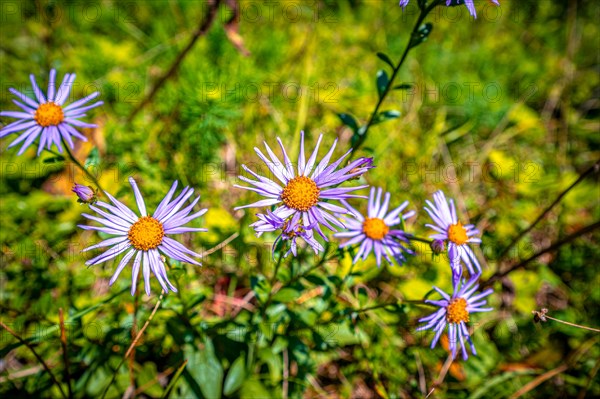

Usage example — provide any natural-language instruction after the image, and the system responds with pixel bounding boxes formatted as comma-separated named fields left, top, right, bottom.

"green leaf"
left=272, top=287, right=300, bottom=303
left=184, top=338, right=224, bottom=399
left=43, top=155, right=65, bottom=163
left=376, top=70, right=389, bottom=98
left=376, top=52, right=395, bottom=69
left=161, top=360, right=188, bottom=399
left=393, top=83, right=413, bottom=90
left=409, top=22, right=433, bottom=48
left=337, top=113, right=359, bottom=133
left=250, top=275, right=270, bottom=304
left=84, top=147, right=100, bottom=168
left=372, top=110, right=401, bottom=125
left=223, top=354, right=246, bottom=396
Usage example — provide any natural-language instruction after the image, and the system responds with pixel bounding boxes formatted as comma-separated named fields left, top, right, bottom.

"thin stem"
left=269, top=251, right=284, bottom=288
left=426, top=354, right=454, bottom=398
left=58, top=308, right=72, bottom=399
left=538, top=313, right=600, bottom=333
left=128, top=290, right=140, bottom=393
left=127, top=0, right=220, bottom=122
left=497, top=159, right=600, bottom=261
left=484, top=220, right=600, bottom=287
left=124, top=291, right=165, bottom=358
left=352, top=0, right=440, bottom=154
left=60, top=137, right=105, bottom=193
left=407, top=235, right=433, bottom=244
left=100, top=291, right=165, bottom=399
left=0, top=321, right=68, bottom=399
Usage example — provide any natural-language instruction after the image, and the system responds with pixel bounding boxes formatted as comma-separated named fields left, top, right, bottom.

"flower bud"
left=72, top=183, right=97, bottom=204
left=430, top=239, right=445, bottom=254
left=348, top=157, right=375, bottom=180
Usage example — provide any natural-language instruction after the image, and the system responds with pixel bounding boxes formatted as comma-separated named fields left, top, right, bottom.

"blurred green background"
left=1, top=1, right=599, bottom=398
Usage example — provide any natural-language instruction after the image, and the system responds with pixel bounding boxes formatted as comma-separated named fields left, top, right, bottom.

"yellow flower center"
left=362, top=217, right=389, bottom=240
left=34, top=102, right=64, bottom=127
left=446, top=298, right=470, bottom=324
left=447, top=221, right=469, bottom=245
left=128, top=216, right=165, bottom=251
left=281, top=176, right=320, bottom=211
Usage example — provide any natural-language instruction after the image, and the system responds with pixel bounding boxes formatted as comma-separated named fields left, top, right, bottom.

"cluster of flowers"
left=235, top=134, right=492, bottom=360
left=1, top=69, right=492, bottom=361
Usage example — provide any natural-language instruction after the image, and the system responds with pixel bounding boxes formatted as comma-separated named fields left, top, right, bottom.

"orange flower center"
left=362, top=217, right=389, bottom=240
left=34, top=102, right=64, bottom=127
left=128, top=216, right=164, bottom=251
left=281, top=176, right=320, bottom=211
left=447, top=221, right=469, bottom=245
left=446, top=298, right=469, bottom=324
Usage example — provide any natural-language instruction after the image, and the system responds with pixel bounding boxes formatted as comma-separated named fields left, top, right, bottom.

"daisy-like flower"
left=399, top=0, right=500, bottom=18
left=234, top=131, right=372, bottom=240
left=416, top=275, right=493, bottom=360
left=335, top=187, right=415, bottom=266
left=79, top=177, right=207, bottom=296
left=251, top=209, right=324, bottom=258
left=0, top=69, right=103, bottom=156
left=424, top=190, right=482, bottom=276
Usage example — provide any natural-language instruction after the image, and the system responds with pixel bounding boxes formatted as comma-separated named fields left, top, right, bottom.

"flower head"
left=251, top=208, right=324, bottom=258
left=234, top=131, right=372, bottom=240
left=417, top=275, right=493, bottom=360
left=72, top=183, right=97, bottom=204
left=430, top=239, right=445, bottom=255
left=79, top=177, right=207, bottom=296
left=335, top=187, right=415, bottom=266
left=425, top=190, right=482, bottom=276
left=0, top=69, right=103, bottom=156
left=399, top=0, right=500, bottom=18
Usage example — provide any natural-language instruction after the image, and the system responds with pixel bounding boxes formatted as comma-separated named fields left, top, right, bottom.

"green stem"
left=407, top=235, right=433, bottom=244
left=59, top=137, right=105, bottom=193
left=352, top=0, right=440, bottom=154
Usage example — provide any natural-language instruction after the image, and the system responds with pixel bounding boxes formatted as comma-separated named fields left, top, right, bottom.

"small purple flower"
left=0, top=69, right=103, bottom=156
left=399, top=0, right=500, bottom=18
left=424, top=190, right=482, bottom=275
left=234, top=131, right=373, bottom=240
left=72, top=183, right=96, bottom=204
left=251, top=208, right=324, bottom=258
left=430, top=239, right=445, bottom=255
left=79, top=177, right=207, bottom=296
left=334, top=187, right=415, bottom=266
left=416, top=275, right=493, bottom=360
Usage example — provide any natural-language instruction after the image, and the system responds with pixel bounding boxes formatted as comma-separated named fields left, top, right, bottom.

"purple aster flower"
left=416, top=275, right=493, bottom=360
left=251, top=208, right=324, bottom=258
left=399, top=0, right=500, bottom=18
left=0, top=69, right=103, bottom=156
left=425, top=190, right=482, bottom=276
left=79, top=177, right=207, bottom=296
left=334, top=187, right=415, bottom=266
left=234, top=131, right=372, bottom=240
left=72, top=183, right=97, bottom=204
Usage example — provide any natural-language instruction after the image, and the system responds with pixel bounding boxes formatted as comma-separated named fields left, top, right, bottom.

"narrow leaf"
left=372, top=110, right=401, bottom=125
left=393, top=83, right=413, bottom=90
left=162, top=360, right=188, bottom=399
left=376, top=70, right=389, bottom=98
left=43, top=155, right=65, bottom=164
left=376, top=52, right=395, bottom=69
left=409, top=22, right=434, bottom=48
left=337, top=113, right=359, bottom=133
left=223, top=354, right=246, bottom=396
